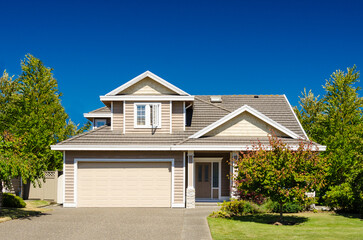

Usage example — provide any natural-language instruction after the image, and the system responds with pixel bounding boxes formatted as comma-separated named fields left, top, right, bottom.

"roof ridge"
left=58, top=125, right=108, bottom=145
left=194, top=96, right=232, bottom=113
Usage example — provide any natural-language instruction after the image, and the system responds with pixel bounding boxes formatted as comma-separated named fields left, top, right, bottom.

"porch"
left=185, top=151, right=239, bottom=208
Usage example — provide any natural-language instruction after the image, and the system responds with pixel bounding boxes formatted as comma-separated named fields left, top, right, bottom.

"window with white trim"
left=134, top=103, right=161, bottom=128
left=94, top=119, right=107, bottom=128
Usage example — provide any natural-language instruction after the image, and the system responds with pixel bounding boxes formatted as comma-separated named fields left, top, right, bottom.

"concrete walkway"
left=0, top=206, right=219, bottom=240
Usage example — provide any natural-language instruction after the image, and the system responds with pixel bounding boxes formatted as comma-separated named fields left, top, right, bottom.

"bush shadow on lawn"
left=230, top=214, right=308, bottom=225
left=334, top=211, right=362, bottom=220
left=0, top=208, right=49, bottom=220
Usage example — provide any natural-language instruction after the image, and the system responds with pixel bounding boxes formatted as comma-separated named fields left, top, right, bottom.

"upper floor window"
left=134, top=103, right=161, bottom=128
left=94, top=119, right=107, bottom=128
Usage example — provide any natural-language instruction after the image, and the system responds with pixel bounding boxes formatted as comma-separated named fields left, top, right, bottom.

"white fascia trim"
left=73, top=158, right=175, bottom=208
left=105, top=71, right=190, bottom=96
left=283, top=94, right=309, bottom=140
left=83, top=113, right=111, bottom=118
left=62, top=151, right=65, bottom=205
left=51, top=144, right=326, bottom=151
left=100, top=95, right=194, bottom=101
left=51, top=145, right=172, bottom=151
left=172, top=203, right=185, bottom=208
left=189, top=105, right=301, bottom=139
left=63, top=203, right=76, bottom=208
left=173, top=145, right=326, bottom=151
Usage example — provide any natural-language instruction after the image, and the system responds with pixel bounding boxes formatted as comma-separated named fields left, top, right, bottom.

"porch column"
left=230, top=151, right=239, bottom=199
left=186, top=151, right=195, bottom=208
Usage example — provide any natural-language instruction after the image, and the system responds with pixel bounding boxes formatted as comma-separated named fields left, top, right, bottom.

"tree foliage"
left=0, top=54, right=90, bottom=192
left=296, top=66, right=363, bottom=212
left=0, top=131, right=35, bottom=208
left=235, top=135, right=327, bottom=220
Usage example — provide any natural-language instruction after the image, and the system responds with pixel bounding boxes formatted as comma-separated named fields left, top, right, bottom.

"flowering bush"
left=234, top=134, right=327, bottom=220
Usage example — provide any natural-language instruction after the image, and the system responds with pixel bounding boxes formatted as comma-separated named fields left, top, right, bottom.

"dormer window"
left=94, top=119, right=107, bottom=128
left=134, top=103, right=161, bottom=128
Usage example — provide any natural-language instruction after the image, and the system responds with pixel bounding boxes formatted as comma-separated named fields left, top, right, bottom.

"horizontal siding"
left=208, top=112, right=287, bottom=137
left=124, top=101, right=170, bottom=134
left=119, top=77, right=177, bottom=95
left=172, top=101, right=184, bottom=132
left=64, top=151, right=184, bottom=206
left=112, top=102, right=123, bottom=131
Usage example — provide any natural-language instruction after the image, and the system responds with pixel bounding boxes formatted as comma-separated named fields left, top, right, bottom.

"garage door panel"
left=77, top=162, right=171, bottom=207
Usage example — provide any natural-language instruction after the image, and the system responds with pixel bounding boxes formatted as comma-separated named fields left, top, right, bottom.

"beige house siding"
left=124, top=101, right=170, bottom=134
left=207, top=112, right=288, bottom=137
left=172, top=101, right=184, bottom=132
left=118, top=77, right=177, bottom=95
left=112, top=101, right=123, bottom=131
left=64, top=151, right=184, bottom=206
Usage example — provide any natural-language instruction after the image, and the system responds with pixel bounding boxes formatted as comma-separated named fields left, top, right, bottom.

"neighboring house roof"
left=52, top=94, right=324, bottom=151
left=105, top=71, right=190, bottom=96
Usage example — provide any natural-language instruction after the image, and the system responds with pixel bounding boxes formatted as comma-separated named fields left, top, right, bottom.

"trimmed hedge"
left=2, top=193, right=26, bottom=208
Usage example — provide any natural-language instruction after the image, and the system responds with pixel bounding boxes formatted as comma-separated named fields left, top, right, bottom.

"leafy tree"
left=0, top=55, right=90, bottom=191
left=295, top=66, right=363, bottom=212
left=235, top=135, right=327, bottom=221
left=0, top=131, right=35, bottom=209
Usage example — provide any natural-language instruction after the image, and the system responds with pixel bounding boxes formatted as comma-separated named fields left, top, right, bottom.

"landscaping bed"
left=0, top=199, right=52, bottom=223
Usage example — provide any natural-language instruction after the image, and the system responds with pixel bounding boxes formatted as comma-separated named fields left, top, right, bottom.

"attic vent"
left=254, top=95, right=259, bottom=98
left=210, top=96, right=222, bottom=103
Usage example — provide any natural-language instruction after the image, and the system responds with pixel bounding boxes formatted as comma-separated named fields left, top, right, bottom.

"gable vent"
left=210, top=96, right=222, bottom=103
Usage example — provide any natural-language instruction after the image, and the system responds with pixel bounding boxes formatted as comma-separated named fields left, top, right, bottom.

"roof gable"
left=189, top=105, right=302, bottom=139
left=106, top=71, right=190, bottom=96
left=206, top=111, right=288, bottom=137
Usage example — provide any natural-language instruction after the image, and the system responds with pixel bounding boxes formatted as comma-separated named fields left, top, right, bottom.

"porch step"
left=195, top=202, right=221, bottom=207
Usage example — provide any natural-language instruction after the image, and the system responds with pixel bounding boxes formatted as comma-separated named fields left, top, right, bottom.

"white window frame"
left=94, top=119, right=107, bottom=129
left=134, top=102, right=162, bottom=128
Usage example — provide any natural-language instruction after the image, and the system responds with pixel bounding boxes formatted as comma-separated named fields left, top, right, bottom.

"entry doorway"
left=194, top=158, right=222, bottom=200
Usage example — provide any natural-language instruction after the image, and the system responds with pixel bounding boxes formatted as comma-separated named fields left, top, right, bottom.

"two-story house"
left=51, top=71, right=325, bottom=208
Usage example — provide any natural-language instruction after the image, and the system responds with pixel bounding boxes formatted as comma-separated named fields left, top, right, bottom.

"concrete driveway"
left=0, top=206, right=218, bottom=240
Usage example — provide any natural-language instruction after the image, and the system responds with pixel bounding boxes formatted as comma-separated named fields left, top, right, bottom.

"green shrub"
left=209, top=210, right=231, bottom=218
left=2, top=193, right=26, bottom=208
left=263, top=200, right=303, bottom=213
left=215, top=199, right=262, bottom=217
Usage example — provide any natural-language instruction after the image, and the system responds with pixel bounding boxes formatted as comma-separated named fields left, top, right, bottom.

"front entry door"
left=195, top=162, right=211, bottom=198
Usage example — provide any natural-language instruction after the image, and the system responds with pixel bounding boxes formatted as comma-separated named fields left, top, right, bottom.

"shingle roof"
left=56, top=95, right=312, bottom=148
left=57, top=125, right=186, bottom=145
left=88, top=106, right=111, bottom=114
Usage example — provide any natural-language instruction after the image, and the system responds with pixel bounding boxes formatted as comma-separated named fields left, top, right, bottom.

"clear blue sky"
left=1, top=0, right=362, bottom=126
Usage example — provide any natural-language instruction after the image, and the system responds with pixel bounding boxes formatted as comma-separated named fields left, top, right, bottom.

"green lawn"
left=208, top=212, right=363, bottom=240
left=24, top=199, right=51, bottom=209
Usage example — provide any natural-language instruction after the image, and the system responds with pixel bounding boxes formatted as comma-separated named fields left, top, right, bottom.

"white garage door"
left=77, top=162, right=171, bottom=207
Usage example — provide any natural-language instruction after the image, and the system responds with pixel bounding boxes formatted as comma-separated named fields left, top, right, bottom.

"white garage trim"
left=72, top=158, right=175, bottom=208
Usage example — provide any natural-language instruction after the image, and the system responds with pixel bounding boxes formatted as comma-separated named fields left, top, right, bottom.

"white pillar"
left=186, top=151, right=195, bottom=208
left=230, top=151, right=239, bottom=199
